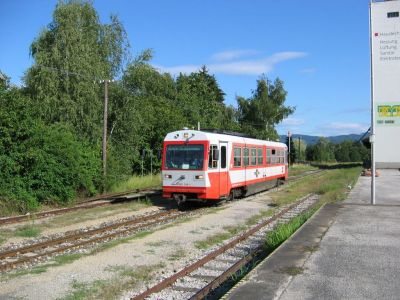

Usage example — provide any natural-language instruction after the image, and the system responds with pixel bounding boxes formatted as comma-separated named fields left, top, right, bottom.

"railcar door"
left=219, top=142, right=229, bottom=197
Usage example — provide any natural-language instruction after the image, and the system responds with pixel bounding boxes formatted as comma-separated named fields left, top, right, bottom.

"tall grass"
left=272, top=166, right=361, bottom=206
left=110, top=174, right=162, bottom=193
left=288, top=163, right=318, bottom=177
left=265, top=209, right=314, bottom=252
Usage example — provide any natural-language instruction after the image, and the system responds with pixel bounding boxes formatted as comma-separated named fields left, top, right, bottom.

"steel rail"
left=131, top=195, right=314, bottom=300
left=0, top=169, right=323, bottom=227
left=0, top=209, right=184, bottom=272
left=0, top=189, right=161, bottom=226
left=190, top=199, right=317, bottom=299
left=0, top=209, right=178, bottom=260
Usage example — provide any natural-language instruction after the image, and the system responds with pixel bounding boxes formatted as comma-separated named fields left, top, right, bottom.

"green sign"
left=376, top=102, right=400, bottom=126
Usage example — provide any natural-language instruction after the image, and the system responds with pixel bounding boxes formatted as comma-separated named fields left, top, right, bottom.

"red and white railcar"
left=162, top=129, right=288, bottom=204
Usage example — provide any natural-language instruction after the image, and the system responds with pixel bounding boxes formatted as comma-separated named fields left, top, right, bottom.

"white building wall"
left=371, top=0, right=400, bottom=168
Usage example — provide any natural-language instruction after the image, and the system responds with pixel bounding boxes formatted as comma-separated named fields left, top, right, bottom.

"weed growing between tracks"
left=193, top=208, right=276, bottom=251
left=195, top=225, right=247, bottom=250
left=288, top=163, right=318, bottom=177
left=0, top=223, right=43, bottom=246
left=0, top=253, right=85, bottom=281
left=62, top=264, right=164, bottom=300
left=15, top=224, right=42, bottom=238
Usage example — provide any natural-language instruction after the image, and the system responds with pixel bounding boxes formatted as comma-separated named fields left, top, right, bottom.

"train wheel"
left=227, top=190, right=234, bottom=202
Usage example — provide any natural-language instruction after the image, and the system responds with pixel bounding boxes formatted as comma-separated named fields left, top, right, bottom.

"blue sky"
left=0, top=0, right=372, bottom=137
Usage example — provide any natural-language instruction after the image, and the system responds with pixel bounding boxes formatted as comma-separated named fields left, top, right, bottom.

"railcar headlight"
left=195, top=175, right=204, bottom=180
left=164, top=174, right=172, bottom=179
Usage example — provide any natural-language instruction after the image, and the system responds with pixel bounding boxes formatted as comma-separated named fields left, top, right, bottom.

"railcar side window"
left=221, top=146, right=226, bottom=169
left=234, top=147, right=242, bottom=167
left=271, top=149, right=276, bottom=164
left=257, top=148, right=263, bottom=165
left=250, top=148, right=257, bottom=165
left=208, top=145, right=218, bottom=169
left=243, top=148, right=249, bottom=166
left=266, top=149, right=271, bottom=164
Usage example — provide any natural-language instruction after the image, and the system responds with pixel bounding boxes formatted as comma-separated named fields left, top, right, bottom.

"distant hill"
left=279, top=133, right=363, bottom=145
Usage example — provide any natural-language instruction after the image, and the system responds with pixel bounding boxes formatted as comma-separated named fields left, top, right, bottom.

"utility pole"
left=288, top=131, right=291, bottom=166
left=102, top=79, right=109, bottom=179
left=298, top=137, right=301, bottom=162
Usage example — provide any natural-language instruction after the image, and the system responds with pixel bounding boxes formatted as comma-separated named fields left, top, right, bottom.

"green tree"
left=0, top=72, right=100, bottom=213
left=334, top=140, right=352, bottom=162
left=237, top=76, right=295, bottom=140
left=306, top=138, right=335, bottom=162
left=176, top=66, right=227, bottom=129
left=24, top=0, right=129, bottom=141
left=293, top=137, right=307, bottom=161
left=334, top=140, right=367, bottom=162
left=105, top=51, right=187, bottom=180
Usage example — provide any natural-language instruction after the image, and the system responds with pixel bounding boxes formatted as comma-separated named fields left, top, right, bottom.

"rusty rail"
left=0, top=209, right=182, bottom=272
left=0, top=188, right=161, bottom=226
left=131, top=195, right=315, bottom=300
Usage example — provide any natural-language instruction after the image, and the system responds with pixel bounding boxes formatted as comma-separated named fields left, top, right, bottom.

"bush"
left=0, top=86, right=101, bottom=213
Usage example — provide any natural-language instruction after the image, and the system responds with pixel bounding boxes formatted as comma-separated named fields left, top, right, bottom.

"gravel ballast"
left=0, top=194, right=275, bottom=300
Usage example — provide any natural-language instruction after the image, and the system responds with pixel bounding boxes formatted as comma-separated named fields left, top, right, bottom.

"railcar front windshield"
left=165, top=144, right=204, bottom=170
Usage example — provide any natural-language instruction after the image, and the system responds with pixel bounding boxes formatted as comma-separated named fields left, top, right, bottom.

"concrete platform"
left=226, top=169, right=400, bottom=300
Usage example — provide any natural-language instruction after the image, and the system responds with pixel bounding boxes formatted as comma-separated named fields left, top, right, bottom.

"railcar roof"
left=164, top=130, right=287, bottom=148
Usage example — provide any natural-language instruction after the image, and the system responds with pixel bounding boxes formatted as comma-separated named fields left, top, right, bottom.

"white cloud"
left=325, top=122, right=366, bottom=130
left=318, top=122, right=369, bottom=135
left=153, top=51, right=307, bottom=76
left=211, top=49, right=260, bottom=61
left=281, top=117, right=306, bottom=126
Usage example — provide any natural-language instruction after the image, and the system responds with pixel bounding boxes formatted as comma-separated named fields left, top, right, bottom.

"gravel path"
left=0, top=194, right=274, bottom=300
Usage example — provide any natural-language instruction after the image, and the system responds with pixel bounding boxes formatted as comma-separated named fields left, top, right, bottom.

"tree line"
left=0, top=0, right=295, bottom=213
left=286, top=137, right=369, bottom=165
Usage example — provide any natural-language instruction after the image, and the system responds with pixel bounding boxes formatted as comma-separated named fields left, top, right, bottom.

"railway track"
left=131, top=193, right=319, bottom=300
left=287, top=168, right=325, bottom=183
left=0, top=188, right=161, bottom=227
left=0, top=172, right=308, bottom=228
left=0, top=170, right=324, bottom=274
left=0, top=208, right=189, bottom=272
left=0, top=169, right=324, bottom=227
